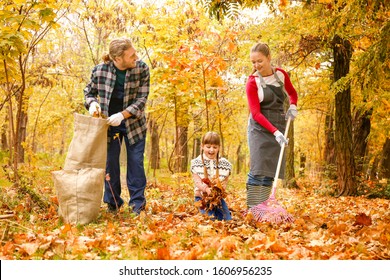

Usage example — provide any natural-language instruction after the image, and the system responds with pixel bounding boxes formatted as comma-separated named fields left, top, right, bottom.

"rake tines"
left=249, top=197, right=294, bottom=224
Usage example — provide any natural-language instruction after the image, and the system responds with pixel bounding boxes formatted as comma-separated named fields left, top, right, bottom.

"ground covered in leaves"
left=1, top=173, right=389, bottom=260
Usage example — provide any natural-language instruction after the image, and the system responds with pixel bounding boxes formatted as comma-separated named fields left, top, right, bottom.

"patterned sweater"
left=190, top=154, right=232, bottom=197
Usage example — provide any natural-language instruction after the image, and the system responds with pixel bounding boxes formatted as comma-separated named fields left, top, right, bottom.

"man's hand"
left=88, top=101, right=101, bottom=116
left=274, top=130, right=288, bottom=147
left=107, top=112, right=125, bottom=126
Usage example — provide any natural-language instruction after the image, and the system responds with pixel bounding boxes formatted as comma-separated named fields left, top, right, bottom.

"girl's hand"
left=201, top=183, right=211, bottom=195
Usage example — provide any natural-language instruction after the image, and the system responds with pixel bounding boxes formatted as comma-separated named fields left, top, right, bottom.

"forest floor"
left=0, top=167, right=390, bottom=260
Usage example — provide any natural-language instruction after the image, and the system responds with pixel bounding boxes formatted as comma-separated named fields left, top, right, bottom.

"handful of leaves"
left=92, top=111, right=107, bottom=119
left=198, top=177, right=226, bottom=211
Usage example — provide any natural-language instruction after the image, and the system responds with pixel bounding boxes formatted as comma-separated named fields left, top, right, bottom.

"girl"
left=246, top=43, right=298, bottom=208
left=190, top=132, right=232, bottom=221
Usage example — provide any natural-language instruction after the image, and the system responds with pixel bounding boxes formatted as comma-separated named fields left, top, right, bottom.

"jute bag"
left=53, top=113, right=108, bottom=224
left=64, top=113, right=109, bottom=170
left=52, top=168, right=105, bottom=225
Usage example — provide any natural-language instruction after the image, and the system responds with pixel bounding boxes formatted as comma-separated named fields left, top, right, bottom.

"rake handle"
left=270, top=116, right=291, bottom=198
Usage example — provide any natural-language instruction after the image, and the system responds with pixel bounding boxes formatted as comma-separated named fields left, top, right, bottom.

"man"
left=84, top=38, right=150, bottom=214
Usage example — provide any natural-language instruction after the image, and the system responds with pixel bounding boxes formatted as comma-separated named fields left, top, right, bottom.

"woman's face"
left=202, top=144, right=219, bottom=160
left=250, top=51, right=272, bottom=76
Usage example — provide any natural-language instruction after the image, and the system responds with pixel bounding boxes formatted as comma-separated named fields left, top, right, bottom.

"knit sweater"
left=190, top=154, right=232, bottom=197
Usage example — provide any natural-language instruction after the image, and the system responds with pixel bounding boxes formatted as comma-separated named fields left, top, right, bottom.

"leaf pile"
left=1, top=176, right=390, bottom=260
left=196, top=178, right=226, bottom=211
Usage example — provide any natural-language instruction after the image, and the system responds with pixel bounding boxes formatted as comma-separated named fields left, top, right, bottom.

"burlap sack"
left=64, top=113, right=108, bottom=170
left=52, top=168, right=105, bottom=225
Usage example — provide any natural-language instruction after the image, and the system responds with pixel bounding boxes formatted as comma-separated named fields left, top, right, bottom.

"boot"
left=246, top=184, right=272, bottom=208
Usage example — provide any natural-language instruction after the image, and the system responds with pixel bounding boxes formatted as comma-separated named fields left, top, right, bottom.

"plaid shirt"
left=84, top=60, right=150, bottom=145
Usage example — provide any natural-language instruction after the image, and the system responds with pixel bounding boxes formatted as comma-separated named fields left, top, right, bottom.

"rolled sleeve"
left=83, top=69, right=99, bottom=109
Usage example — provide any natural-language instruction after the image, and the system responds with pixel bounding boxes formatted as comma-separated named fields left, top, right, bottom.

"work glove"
left=286, top=104, right=298, bottom=120
left=107, top=112, right=124, bottom=126
left=274, top=130, right=288, bottom=147
left=88, top=101, right=101, bottom=116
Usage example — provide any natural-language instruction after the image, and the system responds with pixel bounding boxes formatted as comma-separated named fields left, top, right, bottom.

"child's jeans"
left=195, top=196, right=232, bottom=221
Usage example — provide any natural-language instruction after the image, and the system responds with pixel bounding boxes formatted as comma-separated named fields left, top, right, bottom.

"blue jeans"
left=247, top=172, right=273, bottom=186
left=195, top=196, right=232, bottom=221
left=104, top=123, right=146, bottom=213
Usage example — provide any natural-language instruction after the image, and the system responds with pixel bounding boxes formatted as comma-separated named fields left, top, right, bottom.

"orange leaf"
left=166, top=213, right=174, bottom=224
left=269, top=241, right=287, bottom=253
left=353, top=213, right=372, bottom=226
left=157, top=247, right=171, bottom=260
left=61, top=224, right=72, bottom=235
left=2, top=241, right=15, bottom=256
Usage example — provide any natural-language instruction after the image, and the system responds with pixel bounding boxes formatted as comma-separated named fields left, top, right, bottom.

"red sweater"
left=246, top=68, right=298, bottom=133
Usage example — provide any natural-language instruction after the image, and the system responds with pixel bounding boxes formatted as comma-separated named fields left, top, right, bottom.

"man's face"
left=114, top=47, right=138, bottom=70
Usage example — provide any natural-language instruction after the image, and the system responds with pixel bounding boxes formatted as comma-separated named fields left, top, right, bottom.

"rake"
left=249, top=116, right=294, bottom=224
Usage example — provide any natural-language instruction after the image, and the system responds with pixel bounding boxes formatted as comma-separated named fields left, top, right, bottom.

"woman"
left=246, top=43, right=298, bottom=208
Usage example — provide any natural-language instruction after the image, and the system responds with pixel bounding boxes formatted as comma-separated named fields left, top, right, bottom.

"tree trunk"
left=149, top=119, right=160, bottom=170
left=299, top=151, right=306, bottom=176
left=324, top=105, right=336, bottom=166
left=193, top=137, right=201, bottom=160
left=379, top=138, right=390, bottom=179
left=368, top=155, right=379, bottom=180
left=174, top=125, right=188, bottom=173
left=353, top=107, right=372, bottom=173
left=235, top=142, right=243, bottom=175
left=333, top=35, right=356, bottom=196
left=284, top=122, right=299, bottom=188
left=1, top=110, right=8, bottom=151
left=16, top=110, right=28, bottom=163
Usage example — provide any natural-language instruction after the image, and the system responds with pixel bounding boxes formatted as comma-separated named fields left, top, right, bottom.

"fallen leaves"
left=197, top=178, right=226, bottom=211
left=0, top=176, right=389, bottom=260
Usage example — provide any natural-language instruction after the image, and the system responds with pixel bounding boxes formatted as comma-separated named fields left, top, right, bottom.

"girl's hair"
left=250, top=42, right=271, bottom=57
left=102, top=38, right=133, bottom=63
left=201, top=131, right=220, bottom=146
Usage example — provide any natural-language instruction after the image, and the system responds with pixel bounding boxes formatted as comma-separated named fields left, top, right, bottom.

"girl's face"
left=202, top=144, right=219, bottom=160
left=250, top=51, right=272, bottom=76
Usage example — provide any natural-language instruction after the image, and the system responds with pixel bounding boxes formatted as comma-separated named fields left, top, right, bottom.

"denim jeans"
left=104, top=123, right=146, bottom=213
left=246, top=172, right=273, bottom=186
left=195, top=196, right=232, bottom=221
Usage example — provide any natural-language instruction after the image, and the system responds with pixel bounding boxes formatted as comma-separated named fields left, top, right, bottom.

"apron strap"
left=256, top=68, right=284, bottom=88
left=256, top=71, right=267, bottom=88
left=273, top=68, right=284, bottom=87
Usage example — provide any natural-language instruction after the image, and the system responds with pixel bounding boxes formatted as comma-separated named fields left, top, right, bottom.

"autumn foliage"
left=1, top=173, right=390, bottom=260
left=1, top=0, right=389, bottom=261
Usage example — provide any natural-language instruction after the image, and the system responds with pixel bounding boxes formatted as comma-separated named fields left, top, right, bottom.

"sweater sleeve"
left=192, top=173, right=208, bottom=192
left=276, top=68, right=298, bottom=105
left=246, top=76, right=278, bottom=133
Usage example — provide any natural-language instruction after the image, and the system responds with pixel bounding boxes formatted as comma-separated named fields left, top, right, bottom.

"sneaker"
left=132, top=204, right=146, bottom=215
left=106, top=204, right=119, bottom=214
